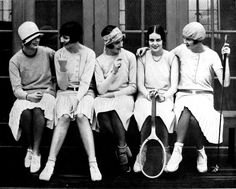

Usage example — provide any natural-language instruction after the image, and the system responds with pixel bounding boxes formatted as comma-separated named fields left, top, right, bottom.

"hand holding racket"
left=211, top=34, right=230, bottom=173
left=221, top=35, right=230, bottom=58
left=139, top=95, right=166, bottom=178
left=147, top=90, right=165, bottom=102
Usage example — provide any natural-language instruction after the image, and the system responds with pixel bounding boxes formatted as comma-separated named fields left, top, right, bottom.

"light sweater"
left=9, top=46, right=55, bottom=99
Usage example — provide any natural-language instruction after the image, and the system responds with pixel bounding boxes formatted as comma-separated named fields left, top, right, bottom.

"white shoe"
left=197, top=147, right=208, bottom=173
left=24, top=149, right=32, bottom=168
left=39, top=160, right=55, bottom=181
left=133, top=154, right=141, bottom=173
left=164, top=149, right=171, bottom=172
left=166, top=142, right=183, bottom=172
left=133, top=145, right=147, bottom=173
left=89, top=162, right=102, bottom=181
left=30, top=154, right=41, bottom=173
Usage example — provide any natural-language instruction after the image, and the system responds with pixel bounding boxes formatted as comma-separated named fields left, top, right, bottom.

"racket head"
left=139, top=137, right=166, bottom=178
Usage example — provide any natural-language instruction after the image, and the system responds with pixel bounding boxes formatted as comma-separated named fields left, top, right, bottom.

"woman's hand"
left=58, top=54, right=67, bottom=72
left=146, top=89, right=158, bottom=101
left=136, top=47, right=149, bottom=57
left=27, top=91, right=43, bottom=103
left=71, top=100, right=79, bottom=116
left=221, top=43, right=230, bottom=57
left=157, top=91, right=168, bottom=102
left=146, top=89, right=166, bottom=102
left=112, top=58, right=122, bottom=74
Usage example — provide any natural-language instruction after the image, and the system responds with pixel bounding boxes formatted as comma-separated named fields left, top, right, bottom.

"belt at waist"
left=67, top=86, right=79, bottom=91
left=178, top=89, right=213, bottom=95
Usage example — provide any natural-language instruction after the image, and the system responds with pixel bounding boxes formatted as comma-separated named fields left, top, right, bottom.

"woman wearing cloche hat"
left=8, top=21, right=56, bottom=174
left=166, top=22, right=231, bottom=173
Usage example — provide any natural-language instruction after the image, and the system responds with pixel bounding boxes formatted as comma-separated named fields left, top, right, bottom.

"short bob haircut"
left=59, top=21, right=83, bottom=43
left=145, top=25, right=166, bottom=46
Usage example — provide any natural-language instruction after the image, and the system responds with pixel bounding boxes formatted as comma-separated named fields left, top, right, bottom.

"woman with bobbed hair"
left=133, top=25, right=179, bottom=173
left=39, top=21, right=102, bottom=181
left=137, top=22, right=231, bottom=174
left=94, top=25, right=137, bottom=173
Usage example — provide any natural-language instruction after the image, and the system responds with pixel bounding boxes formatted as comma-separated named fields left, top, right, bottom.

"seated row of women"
left=8, top=21, right=230, bottom=182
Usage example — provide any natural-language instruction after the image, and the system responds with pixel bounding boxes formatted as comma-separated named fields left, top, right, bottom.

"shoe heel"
left=116, top=144, right=132, bottom=172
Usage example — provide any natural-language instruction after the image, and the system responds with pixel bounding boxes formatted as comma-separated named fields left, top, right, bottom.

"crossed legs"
left=166, top=107, right=207, bottom=172
left=97, top=111, right=132, bottom=172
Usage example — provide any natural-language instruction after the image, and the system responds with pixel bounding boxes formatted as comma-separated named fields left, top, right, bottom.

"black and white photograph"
left=0, top=0, right=235, bottom=188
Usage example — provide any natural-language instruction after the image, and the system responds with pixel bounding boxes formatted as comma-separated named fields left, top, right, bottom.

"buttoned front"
left=172, top=43, right=225, bottom=144
left=54, top=44, right=96, bottom=125
left=173, top=44, right=222, bottom=91
left=54, top=45, right=95, bottom=101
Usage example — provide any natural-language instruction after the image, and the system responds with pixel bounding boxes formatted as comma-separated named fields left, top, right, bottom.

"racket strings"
left=140, top=139, right=165, bottom=178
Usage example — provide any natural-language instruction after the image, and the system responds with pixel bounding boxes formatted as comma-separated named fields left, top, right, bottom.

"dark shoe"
left=116, top=144, right=132, bottom=173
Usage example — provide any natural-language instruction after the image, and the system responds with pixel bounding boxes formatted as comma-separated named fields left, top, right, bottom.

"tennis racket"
left=139, top=94, right=166, bottom=178
left=211, top=34, right=229, bottom=173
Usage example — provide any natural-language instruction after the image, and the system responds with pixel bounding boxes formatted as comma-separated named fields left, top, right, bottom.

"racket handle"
left=151, top=96, right=156, bottom=125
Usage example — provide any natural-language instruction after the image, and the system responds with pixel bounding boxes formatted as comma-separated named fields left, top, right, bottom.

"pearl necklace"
left=152, top=53, right=162, bottom=62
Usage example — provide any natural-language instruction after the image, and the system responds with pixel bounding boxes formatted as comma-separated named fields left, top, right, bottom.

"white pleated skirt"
left=134, top=94, right=176, bottom=132
left=55, top=90, right=96, bottom=129
left=8, top=93, right=56, bottom=141
left=94, top=95, right=134, bottom=130
left=174, top=92, right=223, bottom=144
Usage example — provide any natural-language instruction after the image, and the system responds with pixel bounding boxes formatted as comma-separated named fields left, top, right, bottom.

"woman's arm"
left=113, top=53, right=137, bottom=97
left=215, top=44, right=230, bottom=87
left=9, top=60, right=27, bottom=100
left=54, top=51, right=69, bottom=90
left=162, top=55, right=179, bottom=98
left=137, top=57, right=149, bottom=99
left=215, top=57, right=230, bottom=87
left=76, top=51, right=96, bottom=101
left=95, top=59, right=120, bottom=95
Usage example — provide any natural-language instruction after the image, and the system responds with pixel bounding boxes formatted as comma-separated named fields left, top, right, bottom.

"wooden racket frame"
left=139, top=95, right=167, bottom=178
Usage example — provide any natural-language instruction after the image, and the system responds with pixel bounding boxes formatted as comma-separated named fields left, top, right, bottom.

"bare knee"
left=57, top=114, right=71, bottom=127
left=76, top=113, right=87, bottom=124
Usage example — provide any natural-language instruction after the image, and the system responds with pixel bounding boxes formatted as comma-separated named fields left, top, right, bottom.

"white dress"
left=134, top=50, right=177, bottom=132
left=54, top=45, right=96, bottom=129
left=172, top=44, right=223, bottom=144
left=94, top=48, right=137, bottom=130
left=8, top=46, right=56, bottom=141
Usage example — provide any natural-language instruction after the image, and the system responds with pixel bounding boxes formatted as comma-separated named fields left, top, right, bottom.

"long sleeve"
left=9, top=60, right=27, bottom=99
left=95, top=61, right=116, bottom=95
left=137, top=57, right=149, bottom=97
left=76, top=51, right=95, bottom=101
left=54, top=52, right=69, bottom=90
left=113, top=53, right=137, bottom=96
left=95, top=49, right=137, bottom=96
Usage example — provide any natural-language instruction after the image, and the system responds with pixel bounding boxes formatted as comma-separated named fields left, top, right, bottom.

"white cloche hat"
left=18, top=21, right=43, bottom=44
